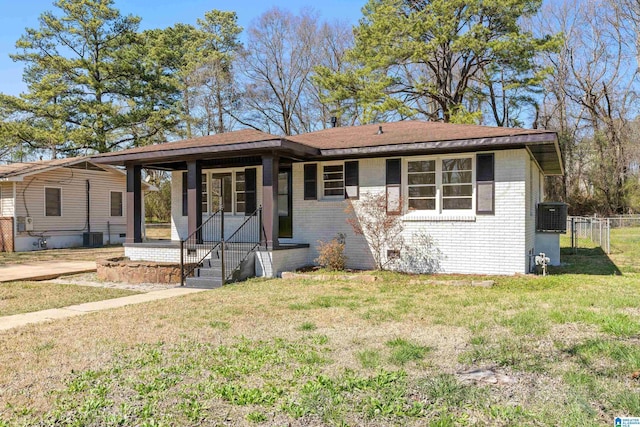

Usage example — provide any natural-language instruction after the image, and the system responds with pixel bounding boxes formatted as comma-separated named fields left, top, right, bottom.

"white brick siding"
left=255, top=247, right=310, bottom=277
left=170, top=149, right=537, bottom=275
left=126, top=244, right=181, bottom=263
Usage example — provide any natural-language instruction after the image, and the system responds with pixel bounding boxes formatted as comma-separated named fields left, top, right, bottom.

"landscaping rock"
left=457, top=367, right=516, bottom=385
left=97, top=257, right=189, bottom=284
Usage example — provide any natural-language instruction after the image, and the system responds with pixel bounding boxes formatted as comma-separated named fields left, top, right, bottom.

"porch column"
left=126, top=164, right=142, bottom=243
left=186, top=160, right=203, bottom=241
left=262, top=154, right=279, bottom=249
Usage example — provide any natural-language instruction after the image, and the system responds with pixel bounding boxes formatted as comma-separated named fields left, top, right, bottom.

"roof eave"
left=90, top=139, right=320, bottom=166
left=317, top=133, right=557, bottom=156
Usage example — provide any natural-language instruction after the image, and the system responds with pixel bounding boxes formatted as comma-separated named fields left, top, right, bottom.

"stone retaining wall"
left=97, top=257, right=190, bottom=284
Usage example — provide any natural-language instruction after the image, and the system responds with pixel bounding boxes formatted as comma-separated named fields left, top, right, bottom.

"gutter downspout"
left=12, top=182, right=17, bottom=250
left=86, top=180, right=91, bottom=233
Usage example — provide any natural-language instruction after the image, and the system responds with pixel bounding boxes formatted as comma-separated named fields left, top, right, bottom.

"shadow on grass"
left=550, top=247, right=621, bottom=276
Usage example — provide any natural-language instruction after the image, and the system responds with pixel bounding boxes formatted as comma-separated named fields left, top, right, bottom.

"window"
left=441, top=158, right=472, bottom=210
left=201, top=174, right=208, bottom=214
left=407, top=160, right=436, bottom=210
left=404, top=156, right=475, bottom=213
left=110, top=191, right=123, bottom=217
left=45, top=187, right=61, bottom=217
left=323, top=164, right=344, bottom=197
left=235, top=171, right=245, bottom=213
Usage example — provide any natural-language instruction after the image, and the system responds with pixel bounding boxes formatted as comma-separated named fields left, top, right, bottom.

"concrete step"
left=195, top=267, right=221, bottom=277
left=184, top=276, right=223, bottom=289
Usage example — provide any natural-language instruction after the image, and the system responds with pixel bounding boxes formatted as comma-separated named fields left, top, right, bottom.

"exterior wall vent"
left=83, top=232, right=104, bottom=248
left=536, top=202, right=567, bottom=233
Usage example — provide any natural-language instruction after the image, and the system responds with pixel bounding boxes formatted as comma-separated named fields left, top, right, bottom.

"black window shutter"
left=245, top=167, right=257, bottom=214
left=477, top=154, right=495, bottom=181
left=386, top=159, right=402, bottom=214
left=386, top=159, right=401, bottom=185
left=304, top=164, right=317, bottom=200
left=344, top=161, right=359, bottom=199
left=476, top=153, right=495, bottom=215
left=182, top=171, right=188, bottom=216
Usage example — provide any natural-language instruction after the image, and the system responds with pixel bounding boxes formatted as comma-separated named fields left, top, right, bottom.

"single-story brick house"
left=0, top=156, right=153, bottom=252
left=91, top=120, right=564, bottom=285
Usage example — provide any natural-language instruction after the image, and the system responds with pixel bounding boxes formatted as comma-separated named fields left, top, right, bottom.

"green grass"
left=0, top=282, right=139, bottom=316
left=1, top=228, right=640, bottom=425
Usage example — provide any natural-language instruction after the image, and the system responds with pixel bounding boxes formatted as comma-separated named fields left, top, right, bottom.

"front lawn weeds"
left=0, top=282, right=138, bottom=316
left=1, top=229, right=640, bottom=425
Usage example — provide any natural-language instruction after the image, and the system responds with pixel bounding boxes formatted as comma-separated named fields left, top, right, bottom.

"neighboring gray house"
left=92, top=120, right=564, bottom=285
left=0, top=157, right=153, bottom=252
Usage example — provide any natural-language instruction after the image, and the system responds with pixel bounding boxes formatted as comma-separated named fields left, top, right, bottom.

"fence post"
left=607, top=218, right=611, bottom=255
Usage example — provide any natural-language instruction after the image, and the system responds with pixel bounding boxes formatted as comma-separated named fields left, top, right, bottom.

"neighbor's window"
left=407, top=160, right=436, bottom=210
left=235, top=171, right=245, bottom=213
left=110, top=191, right=123, bottom=217
left=45, top=187, right=61, bottom=217
left=323, top=164, right=344, bottom=197
left=442, top=158, right=473, bottom=210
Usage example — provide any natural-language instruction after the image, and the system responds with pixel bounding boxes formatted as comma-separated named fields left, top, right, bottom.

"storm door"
left=210, top=173, right=232, bottom=213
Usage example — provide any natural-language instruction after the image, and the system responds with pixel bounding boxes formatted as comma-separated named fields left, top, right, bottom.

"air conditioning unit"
left=25, top=216, right=33, bottom=231
left=83, top=232, right=104, bottom=248
left=536, top=203, right=567, bottom=233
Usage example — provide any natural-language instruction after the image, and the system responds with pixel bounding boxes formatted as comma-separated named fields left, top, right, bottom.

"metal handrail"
left=222, top=207, right=263, bottom=283
left=180, top=210, right=222, bottom=286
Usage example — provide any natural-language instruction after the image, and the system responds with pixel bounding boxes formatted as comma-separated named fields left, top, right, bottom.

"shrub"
left=315, top=236, right=347, bottom=271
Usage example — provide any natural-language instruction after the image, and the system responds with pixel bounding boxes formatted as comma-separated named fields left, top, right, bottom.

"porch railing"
left=180, top=210, right=222, bottom=285
left=180, top=207, right=265, bottom=286
left=221, top=207, right=264, bottom=283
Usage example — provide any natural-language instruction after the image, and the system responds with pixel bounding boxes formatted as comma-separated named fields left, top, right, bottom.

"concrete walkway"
left=0, top=261, right=97, bottom=283
left=0, top=287, right=207, bottom=331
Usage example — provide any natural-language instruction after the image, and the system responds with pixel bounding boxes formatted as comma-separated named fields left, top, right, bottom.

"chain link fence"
left=566, top=216, right=611, bottom=254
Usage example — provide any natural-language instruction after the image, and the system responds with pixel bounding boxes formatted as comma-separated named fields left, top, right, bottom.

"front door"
left=278, top=168, right=292, bottom=238
left=210, top=173, right=232, bottom=213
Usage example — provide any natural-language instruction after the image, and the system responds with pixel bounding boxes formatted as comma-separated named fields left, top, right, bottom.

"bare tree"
left=536, top=0, right=640, bottom=214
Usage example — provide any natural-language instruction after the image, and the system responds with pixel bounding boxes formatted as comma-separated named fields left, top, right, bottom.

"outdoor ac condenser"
left=536, top=203, right=567, bottom=233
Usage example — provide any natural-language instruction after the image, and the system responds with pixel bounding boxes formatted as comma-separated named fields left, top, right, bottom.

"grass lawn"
left=0, top=246, right=124, bottom=266
left=0, top=282, right=139, bottom=316
left=0, top=231, right=639, bottom=426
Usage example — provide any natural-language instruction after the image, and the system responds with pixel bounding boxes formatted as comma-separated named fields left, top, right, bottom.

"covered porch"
left=91, top=130, right=319, bottom=282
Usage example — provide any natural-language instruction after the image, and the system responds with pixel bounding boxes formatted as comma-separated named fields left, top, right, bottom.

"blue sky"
left=0, top=0, right=365, bottom=96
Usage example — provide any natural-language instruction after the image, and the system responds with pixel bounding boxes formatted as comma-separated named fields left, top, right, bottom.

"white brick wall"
left=255, top=247, right=310, bottom=277
left=169, top=149, right=534, bottom=275
left=126, top=245, right=182, bottom=263
left=286, top=150, right=530, bottom=275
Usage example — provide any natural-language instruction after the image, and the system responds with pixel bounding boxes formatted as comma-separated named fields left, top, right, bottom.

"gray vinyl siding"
left=14, top=167, right=128, bottom=238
